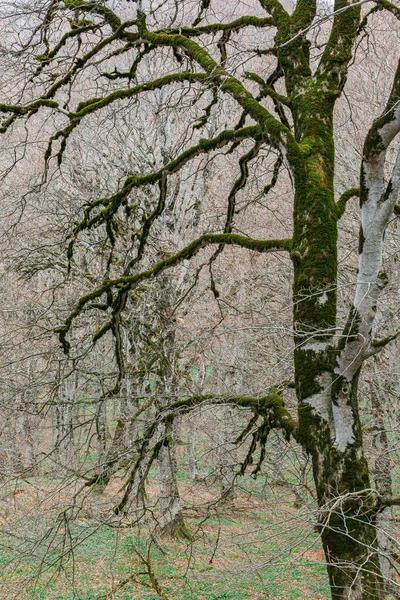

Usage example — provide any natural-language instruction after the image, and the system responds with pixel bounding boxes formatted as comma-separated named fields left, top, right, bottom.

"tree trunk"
left=153, top=266, right=188, bottom=536
left=16, top=410, right=35, bottom=475
left=92, top=375, right=139, bottom=494
left=187, top=412, right=208, bottom=482
left=157, top=418, right=189, bottom=538
left=95, top=398, right=107, bottom=473
left=215, top=407, right=237, bottom=502
left=54, top=377, right=78, bottom=469
left=292, top=85, right=384, bottom=597
left=187, top=426, right=199, bottom=481
left=370, top=381, right=395, bottom=588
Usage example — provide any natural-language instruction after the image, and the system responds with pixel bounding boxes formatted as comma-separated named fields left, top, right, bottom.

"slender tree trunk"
left=187, top=426, right=199, bottom=481
left=54, top=377, right=78, bottom=469
left=154, top=270, right=187, bottom=536
left=216, top=407, right=237, bottom=502
left=15, top=409, right=36, bottom=475
left=120, top=373, right=138, bottom=465
left=95, top=398, right=107, bottom=473
left=157, top=418, right=189, bottom=538
left=187, top=413, right=208, bottom=482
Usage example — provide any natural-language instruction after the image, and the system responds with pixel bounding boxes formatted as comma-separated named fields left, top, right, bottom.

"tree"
left=1, top=0, right=400, bottom=597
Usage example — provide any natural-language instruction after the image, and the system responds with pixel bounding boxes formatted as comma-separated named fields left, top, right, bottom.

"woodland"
left=0, top=0, right=400, bottom=598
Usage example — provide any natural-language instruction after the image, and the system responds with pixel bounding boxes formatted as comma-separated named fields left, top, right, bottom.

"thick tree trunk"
left=292, top=87, right=384, bottom=597
left=297, top=348, right=384, bottom=598
left=312, top=394, right=384, bottom=600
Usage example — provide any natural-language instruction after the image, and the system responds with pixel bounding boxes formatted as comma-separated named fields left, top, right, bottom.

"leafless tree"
left=1, top=0, right=400, bottom=598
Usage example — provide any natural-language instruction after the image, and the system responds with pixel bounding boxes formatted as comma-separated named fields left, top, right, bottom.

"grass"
left=0, top=473, right=331, bottom=600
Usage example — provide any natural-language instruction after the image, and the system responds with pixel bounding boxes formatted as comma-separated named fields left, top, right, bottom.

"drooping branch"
left=224, top=142, right=262, bottom=232
left=164, top=15, right=274, bottom=37
left=70, top=125, right=262, bottom=242
left=206, top=140, right=263, bottom=286
left=40, top=23, right=139, bottom=102
left=374, top=0, right=400, bottom=19
left=164, top=391, right=298, bottom=439
left=69, top=72, right=209, bottom=120
left=57, top=233, right=292, bottom=353
left=0, top=0, right=302, bottom=174
left=33, top=21, right=100, bottom=77
left=136, top=11, right=301, bottom=165
left=111, top=388, right=298, bottom=514
left=335, top=187, right=360, bottom=219
left=263, top=152, right=283, bottom=195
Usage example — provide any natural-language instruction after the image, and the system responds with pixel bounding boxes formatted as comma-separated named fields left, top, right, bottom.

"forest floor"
left=0, top=472, right=332, bottom=600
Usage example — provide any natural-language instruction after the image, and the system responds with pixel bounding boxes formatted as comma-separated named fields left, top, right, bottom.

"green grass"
left=0, top=475, right=330, bottom=599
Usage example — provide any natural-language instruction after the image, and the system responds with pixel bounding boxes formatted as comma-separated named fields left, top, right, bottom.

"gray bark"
left=215, top=406, right=237, bottom=501
left=370, top=381, right=395, bottom=587
left=54, top=376, right=78, bottom=469
left=157, top=418, right=188, bottom=537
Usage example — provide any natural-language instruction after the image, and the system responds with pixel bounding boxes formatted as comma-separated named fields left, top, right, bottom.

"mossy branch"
left=263, top=153, right=283, bottom=195
left=0, top=99, right=59, bottom=115
left=259, top=0, right=290, bottom=29
left=33, top=22, right=98, bottom=76
left=71, top=72, right=209, bottom=118
left=316, top=0, right=361, bottom=94
left=336, top=187, right=360, bottom=219
left=164, top=391, right=298, bottom=439
left=139, top=22, right=301, bottom=162
left=71, top=125, right=261, bottom=238
left=244, top=72, right=291, bottom=106
left=56, top=233, right=292, bottom=353
left=108, top=389, right=298, bottom=513
left=371, top=330, right=400, bottom=349
left=224, top=141, right=262, bottom=232
left=0, top=99, right=61, bottom=133
left=160, top=15, right=274, bottom=37
left=127, top=174, right=168, bottom=270
left=63, top=0, right=122, bottom=31
left=41, top=20, right=139, bottom=102
left=373, top=0, right=400, bottom=19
